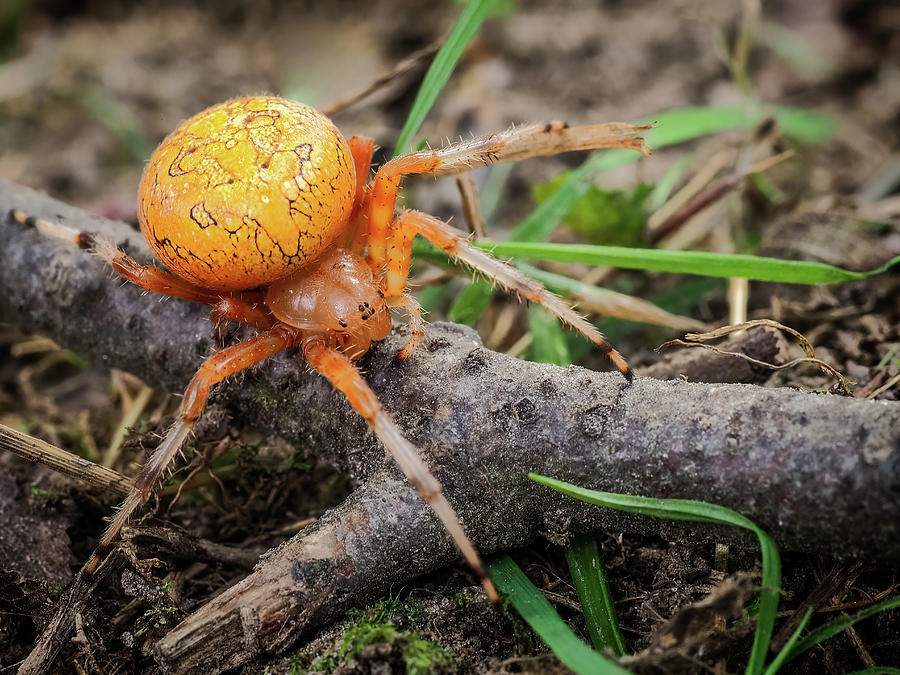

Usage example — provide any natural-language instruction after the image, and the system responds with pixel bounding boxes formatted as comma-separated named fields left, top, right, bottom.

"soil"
left=1, top=1, right=899, bottom=673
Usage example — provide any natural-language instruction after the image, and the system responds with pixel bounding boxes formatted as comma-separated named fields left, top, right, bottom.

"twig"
left=2, top=179, right=899, bottom=673
left=0, top=422, right=133, bottom=497
left=319, top=40, right=442, bottom=116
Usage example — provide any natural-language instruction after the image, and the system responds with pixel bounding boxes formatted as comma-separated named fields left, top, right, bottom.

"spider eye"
left=338, top=319, right=348, bottom=328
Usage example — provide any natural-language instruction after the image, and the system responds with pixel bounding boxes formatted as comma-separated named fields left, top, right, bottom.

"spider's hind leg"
left=11, top=209, right=222, bottom=306
left=382, top=209, right=632, bottom=380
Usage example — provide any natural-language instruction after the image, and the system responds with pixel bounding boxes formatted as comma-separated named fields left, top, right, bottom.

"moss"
left=340, top=621, right=400, bottom=661
left=402, top=634, right=454, bottom=675
left=299, top=599, right=453, bottom=674
left=252, top=377, right=280, bottom=409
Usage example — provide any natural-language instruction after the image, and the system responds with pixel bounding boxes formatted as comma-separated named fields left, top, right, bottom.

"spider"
left=19, top=96, right=649, bottom=602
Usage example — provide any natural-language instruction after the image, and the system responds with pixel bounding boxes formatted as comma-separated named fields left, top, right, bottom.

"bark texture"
left=2, top=180, right=899, bottom=673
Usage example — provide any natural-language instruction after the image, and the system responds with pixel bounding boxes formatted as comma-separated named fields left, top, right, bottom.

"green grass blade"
left=392, top=0, right=497, bottom=156
left=649, top=154, right=696, bottom=212
left=82, top=88, right=154, bottom=162
left=762, top=606, right=813, bottom=675
left=565, top=536, right=627, bottom=655
left=843, top=669, right=900, bottom=675
left=517, top=261, right=703, bottom=330
left=639, top=104, right=836, bottom=148
left=477, top=242, right=900, bottom=284
left=529, top=474, right=782, bottom=675
left=784, top=595, right=900, bottom=663
left=488, top=555, right=633, bottom=675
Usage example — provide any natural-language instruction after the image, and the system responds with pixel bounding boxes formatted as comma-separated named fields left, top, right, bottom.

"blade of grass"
left=784, top=595, right=900, bottom=663
left=415, top=238, right=707, bottom=330
left=529, top=474, right=781, bottom=675
left=843, top=669, right=900, bottom=675
left=649, top=154, right=696, bottom=212
left=565, top=536, right=627, bottom=656
left=477, top=242, right=900, bottom=285
left=392, top=0, right=497, bottom=156
left=488, top=555, right=633, bottom=675
left=517, top=261, right=705, bottom=330
left=82, top=88, right=154, bottom=162
left=761, top=606, right=813, bottom=675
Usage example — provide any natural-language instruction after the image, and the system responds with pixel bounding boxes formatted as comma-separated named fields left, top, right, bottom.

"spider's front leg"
left=86, top=324, right=300, bottom=573
left=302, top=336, right=500, bottom=602
left=365, top=120, right=651, bottom=270
left=381, top=210, right=633, bottom=379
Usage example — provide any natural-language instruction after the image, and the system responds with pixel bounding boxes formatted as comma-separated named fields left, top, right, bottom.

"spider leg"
left=347, top=135, right=375, bottom=209
left=302, top=336, right=499, bottom=602
left=91, top=235, right=225, bottom=305
left=85, top=324, right=300, bottom=573
left=342, top=136, right=376, bottom=255
left=383, top=209, right=632, bottom=380
left=366, top=121, right=650, bottom=268
left=11, top=210, right=222, bottom=306
left=209, top=295, right=275, bottom=333
left=385, top=292, right=424, bottom=360
left=427, top=121, right=651, bottom=176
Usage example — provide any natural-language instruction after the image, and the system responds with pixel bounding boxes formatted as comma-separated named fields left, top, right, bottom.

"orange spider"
left=20, top=96, right=649, bottom=601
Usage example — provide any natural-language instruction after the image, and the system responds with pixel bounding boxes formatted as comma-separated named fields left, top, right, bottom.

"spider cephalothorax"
left=267, top=247, right=392, bottom=356
left=24, top=95, right=650, bottom=601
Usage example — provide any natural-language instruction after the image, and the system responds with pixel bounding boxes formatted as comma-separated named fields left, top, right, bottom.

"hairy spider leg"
left=385, top=291, right=424, bottom=360
left=86, top=325, right=300, bottom=573
left=302, top=336, right=500, bottom=602
left=342, top=135, right=376, bottom=254
left=209, top=295, right=275, bottom=333
left=363, top=121, right=649, bottom=374
left=384, top=210, right=633, bottom=380
left=11, top=210, right=223, bottom=305
left=365, top=120, right=651, bottom=271
left=348, top=136, right=375, bottom=209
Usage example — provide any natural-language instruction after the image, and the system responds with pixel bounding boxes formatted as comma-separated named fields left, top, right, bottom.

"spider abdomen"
left=138, top=96, right=357, bottom=291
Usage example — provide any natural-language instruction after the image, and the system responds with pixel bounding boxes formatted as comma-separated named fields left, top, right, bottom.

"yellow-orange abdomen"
left=138, top=96, right=356, bottom=291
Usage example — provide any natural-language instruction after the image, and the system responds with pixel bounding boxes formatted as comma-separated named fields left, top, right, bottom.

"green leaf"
left=447, top=279, right=492, bottom=325
left=511, top=154, right=610, bottom=242
left=392, top=0, right=497, bottom=156
left=529, top=474, right=782, bottom=675
left=565, top=536, right=627, bottom=655
left=528, top=306, right=571, bottom=366
left=477, top=241, right=900, bottom=285
left=488, top=555, right=633, bottom=675
left=532, top=176, right=652, bottom=246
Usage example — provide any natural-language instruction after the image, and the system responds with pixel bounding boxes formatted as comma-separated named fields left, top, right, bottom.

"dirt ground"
left=1, top=0, right=899, bottom=673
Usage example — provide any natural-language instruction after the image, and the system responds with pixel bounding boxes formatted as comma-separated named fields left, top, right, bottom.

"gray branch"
left=2, top=179, right=899, bottom=674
